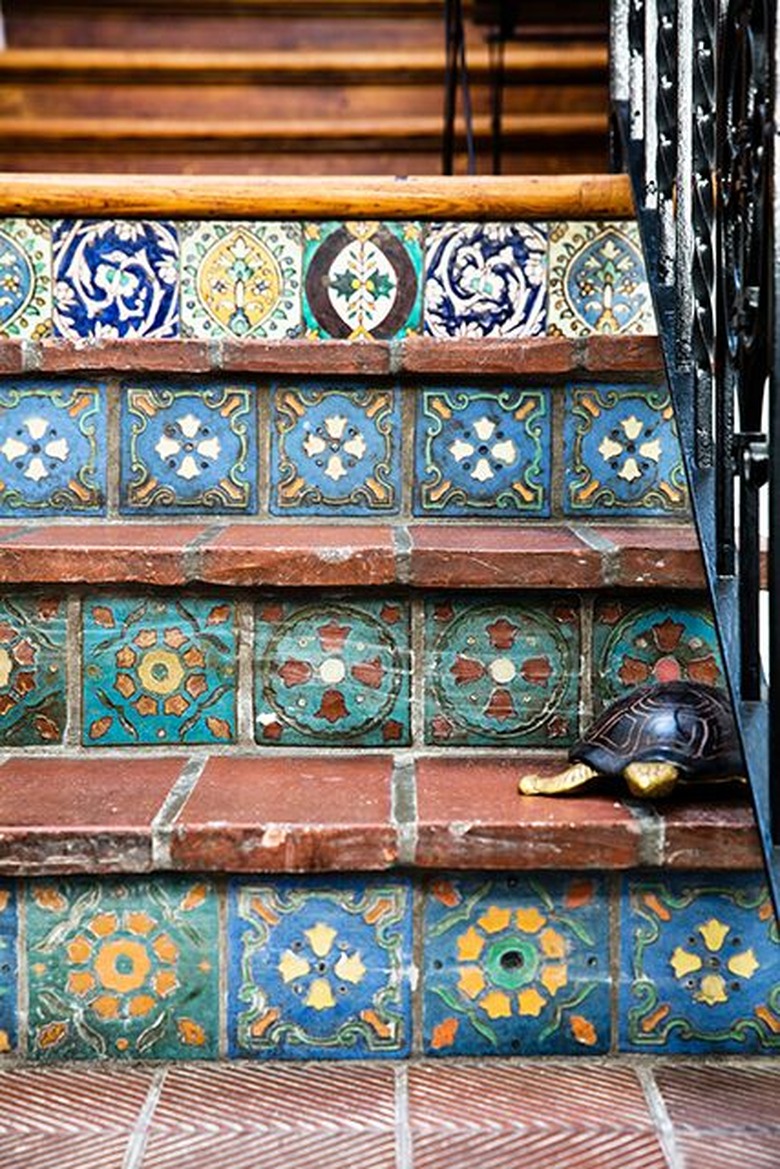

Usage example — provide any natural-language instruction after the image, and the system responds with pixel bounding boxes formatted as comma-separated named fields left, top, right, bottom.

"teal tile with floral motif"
left=620, top=872, right=780, bottom=1053
left=0, top=594, right=67, bottom=745
left=0, top=219, right=51, bottom=340
left=423, top=874, right=610, bottom=1056
left=228, top=876, right=412, bottom=1059
left=0, top=884, right=17, bottom=1055
left=26, top=877, right=219, bottom=1060
left=82, top=595, right=237, bottom=745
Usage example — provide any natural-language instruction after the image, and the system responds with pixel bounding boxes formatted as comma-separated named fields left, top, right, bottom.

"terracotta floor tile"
left=655, top=1064, right=780, bottom=1131
left=411, top=1130, right=668, bottom=1169
left=675, top=1132, right=780, bottom=1169
left=408, top=525, right=603, bottom=588
left=141, top=1131, right=397, bottom=1169
left=659, top=795, right=762, bottom=869
left=0, top=524, right=203, bottom=585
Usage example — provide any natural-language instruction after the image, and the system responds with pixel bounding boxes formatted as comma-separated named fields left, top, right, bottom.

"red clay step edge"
left=0, top=753, right=761, bottom=877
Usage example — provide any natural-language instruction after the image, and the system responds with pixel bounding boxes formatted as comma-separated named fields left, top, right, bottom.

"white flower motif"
left=448, top=415, right=518, bottom=482
left=598, top=414, right=663, bottom=483
left=154, top=413, right=222, bottom=481
left=302, top=414, right=367, bottom=483
left=0, top=415, right=70, bottom=482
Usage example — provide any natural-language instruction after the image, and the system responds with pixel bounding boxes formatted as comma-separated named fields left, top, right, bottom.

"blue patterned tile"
left=82, top=595, right=237, bottom=746
left=120, top=383, right=258, bottom=514
left=0, top=884, right=17, bottom=1055
left=53, top=220, right=179, bottom=340
left=424, top=222, right=546, bottom=338
left=424, top=595, right=580, bottom=746
left=423, top=874, right=610, bottom=1056
left=0, top=594, right=67, bottom=745
left=593, top=596, right=722, bottom=712
left=0, top=381, right=106, bottom=515
left=181, top=220, right=301, bottom=340
left=254, top=596, right=410, bottom=746
left=414, top=387, right=550, bottom=516
left=620, top=872, right=780, bottom=1053
left=0, top=219, right=52, bottom=340
left=303, top=221, right=422, bottom=339
left=548, top=221, right=656, bottom=337
left=270, top=384, right=401, bottom=515
left=228, top=876, right=412, bottom=1059
left=27, top=877, right=219, bottom=1060
left=563, top=384, right=687, bottom=515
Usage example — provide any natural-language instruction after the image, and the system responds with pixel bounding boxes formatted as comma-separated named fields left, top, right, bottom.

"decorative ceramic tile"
left=228, top=876, right=412, bottom=1059
left=0, top=382, right=106, bottom=516
left=0, top=219, right=52, bottom=340
left=563, top=385, right=687, bottom=515
left=593, top=596, right=722, bottom=712
left=254, top=596, right=410, bottom=746
left=303, top=221, right=422, bottom=340
left=270, top=384, right=401, bottom=515
left=424, top=222, right=546, bottom=339
left=0, top=595, right=66, bottom=745
left=82, top=595, right=237, bottom=745
left=181, top=221, right=301, bottom=340
left=414, top=387, right=550, bottom=516
left=120, top=384, right=258, bottom=514
left=425, top=596, right=580, bottom=746
left=27, top=877, right=219, bottom=1060
left=423, top=874, right=609, bottom=1056
left=0, top=884, right=17, bottom=1054
left=620, top=872, right=780, bottom=1053
left=53, top=220, right=179, bottom=340
left=548, top=221, right=656, bottom=337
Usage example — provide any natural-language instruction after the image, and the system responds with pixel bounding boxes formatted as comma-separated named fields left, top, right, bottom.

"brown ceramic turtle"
left=519, top=681, right=744, bottom=799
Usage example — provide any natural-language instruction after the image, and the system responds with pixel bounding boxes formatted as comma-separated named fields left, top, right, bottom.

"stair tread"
left=0, top=751, right=759, bottom=876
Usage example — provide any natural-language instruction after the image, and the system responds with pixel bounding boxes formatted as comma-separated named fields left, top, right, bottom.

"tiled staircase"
left=0, top=166, right=778, bottom=1163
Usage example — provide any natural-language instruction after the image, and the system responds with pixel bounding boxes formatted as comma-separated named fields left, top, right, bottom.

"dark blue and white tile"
left=0, top=883, right=17, bottom=1055
left=0, top=218, right=52, bottom=340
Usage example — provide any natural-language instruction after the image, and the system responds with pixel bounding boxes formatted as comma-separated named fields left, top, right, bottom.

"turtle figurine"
left=519, top=681, right=745, bottom=800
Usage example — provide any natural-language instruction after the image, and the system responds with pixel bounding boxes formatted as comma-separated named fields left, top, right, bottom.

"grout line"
left=393, top=525, right=411, bottom=586
left=106, top=376, right=121, bottom=518
left=65, top=593, right=82, bottom=748
left=218, top=877, right=228, bottom=1060
left=624, top=798, right=665, bottom=866
left=608, top=872, right=622, bottom=1055
left=395, top=1064, right=414, bottom=1169
left=182, top=521, right=225, bottom=581
left=16, top=878, right=28, bottom=1059
left=257, top=377, right=271, bottom=519
left=636, top=1065, right=684, bottom=1169
left=569, top=522, right=619, bottom=585
left=122, top=1066, right=167, bottom=1169
left=400, top=380, right=415, bottom=521
left=236, top=597, right=255, bottom=747
left=410, top=595, right=424, bottom=749
left=392, top=752, right=418, bottom=866
left=579, top=591, right=594, bottom=736
left=151, top=756, right=207, bottom=868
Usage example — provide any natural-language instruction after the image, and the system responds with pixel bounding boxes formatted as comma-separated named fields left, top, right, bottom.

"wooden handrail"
left=0, top=173, right=633, bottom=218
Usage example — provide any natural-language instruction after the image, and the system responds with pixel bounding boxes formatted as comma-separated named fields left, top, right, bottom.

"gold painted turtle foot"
left=519, top=762, right=599, bottom=795
left=623, top=761, right=680, bottom=798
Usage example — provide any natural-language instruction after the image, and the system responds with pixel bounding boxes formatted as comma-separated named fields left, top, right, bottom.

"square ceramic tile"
left=27, top=877, right=219, bottom=1060
left=414, top=387, right=551, bottom=516
left=423, top=874, right=610, bottom=1056
left=0, top=381, right=107, bottom=516
left=424, top=595, right=580, bottom=746
left=270, top=384, right=401, bottom=515
left=120, top=383, right=258, bottom=514
left=0, top=219, right=52, bottom=340
left=303, top=221, right=422, bottom=339
left=0, top=594, right=67, bottom=745
left=228, top=875, right=412, bottom=1059
left=82, top=595, right=237, bottom=746
left=181, top=221, right=302, bottom=340
left=548, top=221, right=657, bottom=337
left=563, top=384, right=687, bottom=515
left=0, top=884, right=17, bottom=1054
left=620, top=872, right=780, bottom=1053
left=254, top=596, right=411, bottom=746
left=424, top=222, right=546, bottom=338
left=53, top=220, right=179, bottom=340
left=592, top=596, right=722, bottom=712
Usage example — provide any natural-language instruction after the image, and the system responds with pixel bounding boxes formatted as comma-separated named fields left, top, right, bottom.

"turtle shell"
left=571, top=681, right=742, bottom=780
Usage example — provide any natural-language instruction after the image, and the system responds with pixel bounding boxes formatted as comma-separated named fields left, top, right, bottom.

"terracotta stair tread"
left=0, top=752, right=759, bottom=876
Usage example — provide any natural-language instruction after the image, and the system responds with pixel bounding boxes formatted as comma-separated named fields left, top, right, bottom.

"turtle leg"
left=623, top=761, right=680, bottom=799
left=519, top=763, right=600, bottom=796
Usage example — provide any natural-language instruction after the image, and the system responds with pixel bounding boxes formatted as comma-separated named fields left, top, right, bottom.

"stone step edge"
left=0, top=522, right=704, bottom=589
left=0, top=752, right=760, bottom=877
left=0, top=336, right=662, bottom=378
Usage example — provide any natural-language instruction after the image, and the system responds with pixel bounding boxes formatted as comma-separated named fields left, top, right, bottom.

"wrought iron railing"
left=611, top=0, right=780, bottom=913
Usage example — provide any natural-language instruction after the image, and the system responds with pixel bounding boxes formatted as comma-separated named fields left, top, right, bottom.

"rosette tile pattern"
left=228, top=876, right=412, bottom=1059
left=423, top=875, right=609, bottom=1056
left=53, top=220, right=179, bottom=340
left=270, top=384, right=401, bottom=515
left=0, top=219, right=51, bottom=340
left=303, top=221, right=422, bottom=340
left=621, top=873, right=780, bottom=1053
left=254, top=596, right=410, bottom=746
left=26, top=878, right=219, bottom=1061
left=0, top=595, right=66, bottom=746
left=120, top=384, right=257, bottom=514
left=0, top=885, right=17, bottom=1055
left=414, top=387, right=550, bottom=516
left=593, top=596, right=722, bottom=712
left=424, top=222, right=546, bottom=338
left=181, top=221, right=301, bottom=340
left=425, top=596, right=580, bottom=746
left=548, top=221, right=656, bottom=337
left=82, top=595, right=237, bottom=745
